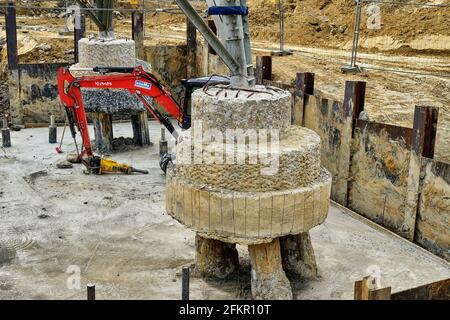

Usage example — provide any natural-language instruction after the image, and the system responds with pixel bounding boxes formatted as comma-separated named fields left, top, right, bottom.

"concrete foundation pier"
left=71, top=38, right=151, bottom=153
left=166, top=85, right=331, bottom=299
left=194, top=235, right=239, bottom=279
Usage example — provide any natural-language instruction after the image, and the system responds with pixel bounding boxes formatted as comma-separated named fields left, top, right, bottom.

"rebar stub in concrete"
left=166, top=167, right=332, bottom=245
left=191, top=86, right=292, bottom=133
left=173, top=126, right=322, bottom=192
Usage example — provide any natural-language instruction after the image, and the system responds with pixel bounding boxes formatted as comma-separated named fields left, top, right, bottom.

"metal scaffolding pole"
left=270, top=0, right=292, bottom=56
left=342, top=0, right=363, bottom=73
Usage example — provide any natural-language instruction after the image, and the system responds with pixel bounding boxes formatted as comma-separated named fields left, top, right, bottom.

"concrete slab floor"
left=0, top=122, right=449, bottom=300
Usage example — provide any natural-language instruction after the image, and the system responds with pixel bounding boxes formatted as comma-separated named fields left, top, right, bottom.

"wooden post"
left=132, top=11, right=145, bottom=60
left=294, top=72, right=314, bottom=126
left=404, top=106, right=439, bottom=241
left=186, top=18, right=197, bottom=78
left=5, top=1, right=18, bottom=71
left=92, top=112, right=113, bottom=154
left=74, top=15, right=86, bottom=63
left=131, top=111, right=150, bottom=147
left=354, top=276, right=391, bottom=300
left=255, top=56, right=272, bottom=85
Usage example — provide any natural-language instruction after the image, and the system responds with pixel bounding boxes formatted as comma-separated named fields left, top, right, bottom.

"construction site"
left=0, top=0, right=449, bottom=302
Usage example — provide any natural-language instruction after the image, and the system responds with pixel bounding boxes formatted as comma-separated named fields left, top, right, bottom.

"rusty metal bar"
left=132, top=11, right=145, bottom=60
left=412, top=106, right=439, bottom=159
left=5, top=1, right=18, bottom=70
left=344, top=80, right=366, bottom=138
left=87, top=284, right=96, bottom=300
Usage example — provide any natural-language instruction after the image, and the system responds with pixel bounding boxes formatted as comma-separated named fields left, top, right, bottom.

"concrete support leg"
left=280, top=233, right=318, bottom=279
left=131, top=111, right=150, bottom=147
left=248, top=238, right=293, bottom=300
left=92, top=112, right=113, bottom=154
left=194, top=234, right=239, bottom=279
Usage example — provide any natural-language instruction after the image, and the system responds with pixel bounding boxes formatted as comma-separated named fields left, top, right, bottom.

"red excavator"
left=57, top=66, right=190, bottom=174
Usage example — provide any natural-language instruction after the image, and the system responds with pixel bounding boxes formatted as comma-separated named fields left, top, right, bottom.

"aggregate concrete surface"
left=0, top=122, right=449, bottom=299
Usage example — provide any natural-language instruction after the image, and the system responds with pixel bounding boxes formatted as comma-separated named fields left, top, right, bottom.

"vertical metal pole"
left=351, top=0, right=362, bottom=68
left=295, top=72, right=315, bottom=126
left=87, top=284, right=96, bottom=300
left=255, top=56, right=272, bottom=85
left=132, top=11, right=145, bottom=60
left=182, top=266, right=190, bottom=300
left=49, top=115, right=57, bottom=144
left=207, top=20, right=217, bottom=55
left=142, top=0, right=146, bottom=37
left=74, top=15, right=86, bottom=63
left=186, top=18, right=197, bottom=78
left=5, top=1, right=18, bottom=71
left=344, top=80, right=366, bottom=208
left=296, top=72, right=315, bottom=96
left=279, top=0, right=284, bottom=52
left=159, top=128, right=168, bottom=156
left=412, top=106, right=439, bottom=159
left=205, top=0, right=251, bottom=86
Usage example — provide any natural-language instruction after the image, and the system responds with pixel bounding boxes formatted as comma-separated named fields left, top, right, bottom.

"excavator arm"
left=58, top=66, right=189, bottom=160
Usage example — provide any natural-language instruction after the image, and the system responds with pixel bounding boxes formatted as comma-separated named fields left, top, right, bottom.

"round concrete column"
left=166, top=85, right=332, bottom=299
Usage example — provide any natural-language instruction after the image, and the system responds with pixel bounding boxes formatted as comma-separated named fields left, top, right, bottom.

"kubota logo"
left=94, top=81, right=113, bottom=86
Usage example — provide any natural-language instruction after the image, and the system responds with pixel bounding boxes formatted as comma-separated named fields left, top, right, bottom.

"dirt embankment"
left=249, top=0, right=450, bottom=54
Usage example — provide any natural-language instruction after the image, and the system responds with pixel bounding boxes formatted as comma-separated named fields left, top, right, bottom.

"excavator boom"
left=58, top=66, right=188, bottom=160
